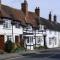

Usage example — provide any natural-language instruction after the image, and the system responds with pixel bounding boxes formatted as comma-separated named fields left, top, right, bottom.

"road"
left=6, top=48, right=60, bottom=60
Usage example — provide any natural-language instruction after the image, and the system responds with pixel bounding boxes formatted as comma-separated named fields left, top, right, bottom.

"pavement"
left=0, top=48, right=60, bottom=60
left=0, top=52, right=24, bottom=60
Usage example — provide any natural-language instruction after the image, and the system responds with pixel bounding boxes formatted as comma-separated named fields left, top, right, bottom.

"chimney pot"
left=54, top=15, right=57, bottom=23
left=35, top=7, right=40, bottom=17
left=49, top=11, right=52, bottom=22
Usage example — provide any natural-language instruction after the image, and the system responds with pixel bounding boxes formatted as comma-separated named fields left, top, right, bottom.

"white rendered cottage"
left=0, top=17, right=24, bottom=49
left=0, top=0, right=40, bottom=50
left=23, top=12, right=60, bottom=50
left=0, top=0, right=60, bottom=50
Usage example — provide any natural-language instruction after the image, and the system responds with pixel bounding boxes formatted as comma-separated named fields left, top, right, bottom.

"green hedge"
left=5, top=40, right=13, bottom=53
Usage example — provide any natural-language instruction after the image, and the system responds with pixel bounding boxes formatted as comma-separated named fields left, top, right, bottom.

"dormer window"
left=3, top=19, right=11, bottom=28
left=15, top=22, right=20, bottom=28
left=27, top=25, right=32, bottom=30
left=39, top=25, right=44, bottom=30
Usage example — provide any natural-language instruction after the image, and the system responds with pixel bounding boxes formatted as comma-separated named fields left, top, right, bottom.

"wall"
left=0, top=19, right=23, bottom=43
left=46, top=29, right=59, bottom=48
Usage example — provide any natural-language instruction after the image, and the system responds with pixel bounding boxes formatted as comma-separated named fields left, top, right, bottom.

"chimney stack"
left=54, top=15, right=57, bottom=23
left=35, top=7, right=40, bottom=17
left=49, top=11, right=52, bottom=22
left=21, top=0, right=28, bottom=15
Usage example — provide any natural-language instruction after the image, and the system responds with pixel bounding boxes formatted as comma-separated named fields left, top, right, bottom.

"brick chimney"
left=54, top=15, right=57, bottom=23
left=35, top=7, right=40, bottom=17
left=21, top=0, right=28, bottom=15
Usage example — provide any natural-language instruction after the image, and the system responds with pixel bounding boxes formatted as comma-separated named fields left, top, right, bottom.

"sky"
left=1, top=0, right=60, bottom=22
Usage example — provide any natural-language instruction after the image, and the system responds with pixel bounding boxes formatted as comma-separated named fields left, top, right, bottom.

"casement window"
left=27, top=37, right=29, bottom=43
left=15, top=22, right=20, bottom=28
left=27, top=37, right=33, bottom=43
left=30, top=37, right=33, bottom=42
left=39, top=25, right=44, bottom=30
left=53, top=37, right=56, bottom=45
left=49, top=38, right=52, bottom=45
left=49, top=37, right=56, bottom=45
left=54, top=38, right=56, bottom=45
left=3, top=20, right=11, bottom=28
left=37, top=37, right=41, bottom=43
left=7, top=35, right=12, bottom=41
left=36, top=36, right=43, bottom=43
left=27, top=39, right=29, bottom=43
left=26, top=25, right=32, bottom=30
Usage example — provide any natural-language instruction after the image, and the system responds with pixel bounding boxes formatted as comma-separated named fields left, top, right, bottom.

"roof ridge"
left=1, top=4, right=20, bottom=10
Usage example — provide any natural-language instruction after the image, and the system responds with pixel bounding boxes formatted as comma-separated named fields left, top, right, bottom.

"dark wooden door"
left=0, top=35, right=4, bottom=50
left=15, top=36, right=19, bottom=43
left=20, top=35, right=24, bottom=47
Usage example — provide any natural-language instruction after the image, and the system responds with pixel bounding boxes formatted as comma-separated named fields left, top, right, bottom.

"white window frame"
left=49, top=37, right=57, bottom=45
left=7, top=35, right=12, bottom=41
left=15, top=22, right=20, bottom=28
left=3, top=20, right=11, bottom=29
left=36, top=36, right=43, bottom=44
left=27, top=37, right=33, bottom=43
left=39, top=25, right=44, bottom=30
left=49, top=38, right=52, bottom=45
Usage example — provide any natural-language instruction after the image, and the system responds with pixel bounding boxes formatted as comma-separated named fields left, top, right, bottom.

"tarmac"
left=0, top=48, right=60, bottom=60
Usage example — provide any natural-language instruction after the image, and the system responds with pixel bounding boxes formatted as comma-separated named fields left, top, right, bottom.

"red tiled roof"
left=0, top=4, right=38, bottom=27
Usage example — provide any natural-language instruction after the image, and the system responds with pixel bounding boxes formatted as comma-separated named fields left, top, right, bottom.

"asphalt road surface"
left=6, top=48, right=60, bottom=60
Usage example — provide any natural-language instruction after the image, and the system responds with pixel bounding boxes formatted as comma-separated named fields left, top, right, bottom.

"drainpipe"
left=12, top=23, right=14, bottom=43
left=44, top=35, right=46, bottom=47
left=35, top=29, right=36, bottom=48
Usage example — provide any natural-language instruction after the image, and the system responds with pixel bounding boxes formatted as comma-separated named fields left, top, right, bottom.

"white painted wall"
left=1, top=19, right=60, bottom=50
left=0, top=19, right=23, bottom=43
left=46, top=29, right=59, bottom=48
left=58, top=32, right=60, bottom=47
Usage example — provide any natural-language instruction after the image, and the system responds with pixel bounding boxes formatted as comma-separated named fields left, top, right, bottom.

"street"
left=6, top=48, right=60, bottom=60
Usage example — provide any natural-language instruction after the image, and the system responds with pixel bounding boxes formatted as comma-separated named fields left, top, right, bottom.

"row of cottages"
left=0, top=0, right=60, bottom=50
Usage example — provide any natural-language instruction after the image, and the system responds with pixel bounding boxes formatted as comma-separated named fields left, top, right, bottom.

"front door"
left=26, top=36, right=34, bottom=50
left=15, top=36, right=19, bottom=43
left=0, top=35, right=4, bottom=50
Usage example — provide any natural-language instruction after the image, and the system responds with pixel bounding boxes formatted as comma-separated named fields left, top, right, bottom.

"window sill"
left=3, top=28, right=12, bottom=30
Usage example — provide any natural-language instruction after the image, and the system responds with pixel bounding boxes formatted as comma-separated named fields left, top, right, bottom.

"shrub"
left=5, top=40, right=13, bottom=53
left=11, top=43, right=25, bottom=53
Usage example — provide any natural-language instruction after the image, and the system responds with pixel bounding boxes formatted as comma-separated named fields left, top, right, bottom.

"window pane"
left=7, top=35, right=12, bottom=41
left=3, top=20, right=11, bottom=28
left=30, top=37, right=33, bottom=42
left=54, top=37, right=56, bottom=45
left=15, top=22, right=20, bottom=28
left=49, top=38, right=52, bottom=45
left=26, top=37, right=29, bottom=43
